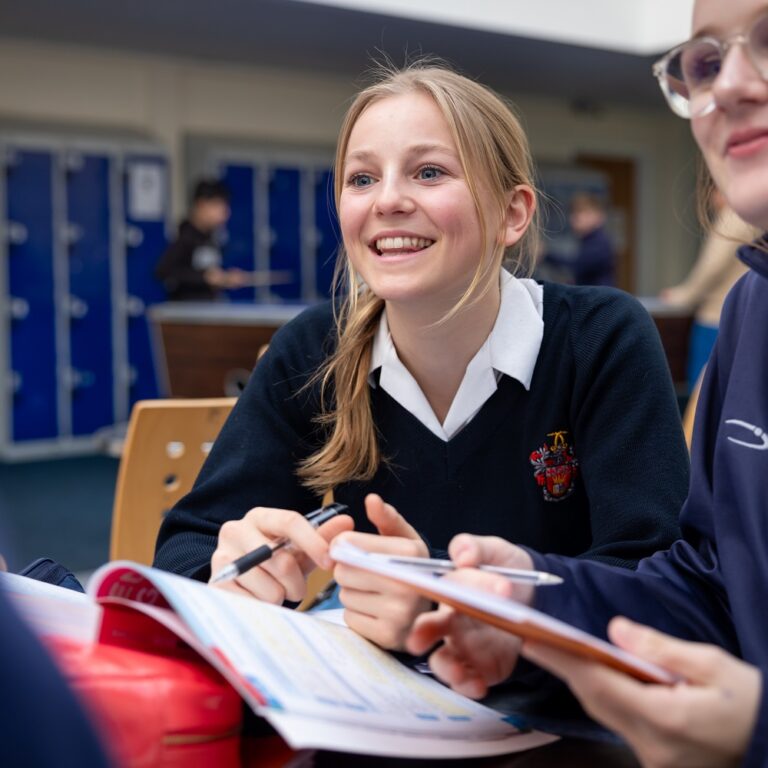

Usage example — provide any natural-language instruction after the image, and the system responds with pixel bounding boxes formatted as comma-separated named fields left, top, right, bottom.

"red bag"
left=48, top=635, right=242, bottom=768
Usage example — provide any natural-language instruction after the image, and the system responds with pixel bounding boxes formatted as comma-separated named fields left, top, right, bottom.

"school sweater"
left=154, top=281, right=688, bottom=581
left=531, top=244, right=768, bottom=765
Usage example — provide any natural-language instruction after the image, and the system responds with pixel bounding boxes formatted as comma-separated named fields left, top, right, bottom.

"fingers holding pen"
left=210, top=505, right=354, bottom=604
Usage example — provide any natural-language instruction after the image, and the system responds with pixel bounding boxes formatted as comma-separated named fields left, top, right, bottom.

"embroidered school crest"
left=529, top=431, right=579, bottom=502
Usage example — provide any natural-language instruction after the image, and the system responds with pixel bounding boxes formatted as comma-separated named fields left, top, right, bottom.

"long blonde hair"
left=297, top=62, right=540, bottom=494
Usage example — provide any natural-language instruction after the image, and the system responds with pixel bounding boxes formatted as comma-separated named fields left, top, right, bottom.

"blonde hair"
left=297, top=62, right=540, bottom=494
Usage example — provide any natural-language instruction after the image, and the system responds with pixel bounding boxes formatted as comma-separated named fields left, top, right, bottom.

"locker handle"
left=8, top=297, right=29, bottom=320
left=62, top=223, right=83, bottom=245
left=259, top=228, right=276, bottom=247
left=63, top=368, right=94, bottom=390
left=67, top=296, right=89, bottom=319
left=124, top=226, right=144, bottom=248
left=5, top=222, right=28, bottom=245
left=8, top=371, right=22, bottom=393
left=124, top=295, right=145, bottom=317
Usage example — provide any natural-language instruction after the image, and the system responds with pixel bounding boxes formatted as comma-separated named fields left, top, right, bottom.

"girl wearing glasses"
left=410, top=1, right=768, bottom=764
left=155, top=64, right=687, bottom=653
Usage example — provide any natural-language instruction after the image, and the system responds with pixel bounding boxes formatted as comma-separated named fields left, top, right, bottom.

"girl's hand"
left=407, top=572, right=523, bottom=699
left=333, top=494, right=432, bottom=650
left=406, top=534, right=535, bottom=697
left=523, top=617, right=763, bottom=768
left=210, top=506, right=353, bottom=604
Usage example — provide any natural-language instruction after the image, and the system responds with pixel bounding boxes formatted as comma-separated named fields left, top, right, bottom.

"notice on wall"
left=128, top=162, right=165, bottom=221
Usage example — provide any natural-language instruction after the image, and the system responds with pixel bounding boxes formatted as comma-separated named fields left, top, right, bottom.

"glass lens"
left=748, top=13, right=768, bottom=78
left=679, top=40, right=722, bottom=92
left=662, top=40, right=721, bottom=118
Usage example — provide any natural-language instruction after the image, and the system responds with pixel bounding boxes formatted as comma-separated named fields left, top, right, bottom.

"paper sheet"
left=1, top=571, right=101, bottom=643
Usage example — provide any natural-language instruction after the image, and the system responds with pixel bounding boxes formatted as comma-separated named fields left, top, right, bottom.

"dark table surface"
left=245, top=735, right=640, bottom=767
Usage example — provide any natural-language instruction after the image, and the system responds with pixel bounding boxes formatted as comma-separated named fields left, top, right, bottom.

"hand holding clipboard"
left=330, top=541, right=677, bottom=685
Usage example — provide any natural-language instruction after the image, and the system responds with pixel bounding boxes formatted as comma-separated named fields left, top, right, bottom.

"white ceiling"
left=0, top=0, right=695, bottom=109
left=295, top=0, right=695, bottom=54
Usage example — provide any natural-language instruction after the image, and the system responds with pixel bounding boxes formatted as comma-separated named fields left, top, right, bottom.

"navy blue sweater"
left=532, top=244, right=768, bottom=764
left=154, top=282, right=686, bottom=581
left=573, top=227, right=616, bottom=287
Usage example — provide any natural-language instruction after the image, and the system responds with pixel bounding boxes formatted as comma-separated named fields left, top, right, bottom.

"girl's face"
left=339, top=91, right=519, bottom=309
left=691, top=0, right=768, bottom=229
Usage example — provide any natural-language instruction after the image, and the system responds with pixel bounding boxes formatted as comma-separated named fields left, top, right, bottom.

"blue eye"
left=680, top=42, right=721, bottom=88
left=418, top=166, right=443, bottom=181
left=348, top=173, right=375, bottom=188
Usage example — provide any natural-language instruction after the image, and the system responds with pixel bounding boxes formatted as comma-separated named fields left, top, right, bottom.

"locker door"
left=5, top=150, right=58, bottom=442
left=65, top=153, right=114, bottom=436
left=123, top=157, right=167, bottom=406
left=221, top=163, right=256, bottom=302
left=268, top=167, right=302, bottom=301
left=314, top=169, right=339, bottom=298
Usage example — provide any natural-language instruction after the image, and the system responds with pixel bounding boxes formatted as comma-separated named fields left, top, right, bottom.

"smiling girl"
left=154, top=64, right=687, bottom=652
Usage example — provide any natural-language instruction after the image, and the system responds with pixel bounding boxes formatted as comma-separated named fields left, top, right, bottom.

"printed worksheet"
left=90, top=562, right=558, bottom=758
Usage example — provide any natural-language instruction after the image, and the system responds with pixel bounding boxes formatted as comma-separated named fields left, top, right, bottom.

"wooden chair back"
left=110, top=398, right=236, bottom=564
left=682, top=371, right=704, bottom=451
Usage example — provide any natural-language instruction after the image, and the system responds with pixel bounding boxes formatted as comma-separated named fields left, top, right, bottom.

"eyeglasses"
left=653, top=12, right=768, bottom=119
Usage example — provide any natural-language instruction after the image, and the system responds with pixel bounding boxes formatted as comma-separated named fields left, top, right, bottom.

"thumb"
left=608, top=617, right=712, bottom=683
left=365, top=493, right=421, bottom=540
left=317, top=514, right=354, bottom=543
left=449, top=534, right=533, bottom=570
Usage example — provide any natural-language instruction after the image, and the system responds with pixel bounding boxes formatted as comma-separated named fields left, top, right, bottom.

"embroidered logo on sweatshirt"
left=725, top=419, right=768, bottom=450
left=529, top=430, right=579, bottom=501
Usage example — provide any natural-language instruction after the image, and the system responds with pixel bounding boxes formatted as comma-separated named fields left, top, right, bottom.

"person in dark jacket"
left=540, top=192, right=616, bottom=287
left=567, top=193, right=616, bottom=287
left=408, top=1, right=768, bottom=763
left=155, top=178, right=246, bottom=301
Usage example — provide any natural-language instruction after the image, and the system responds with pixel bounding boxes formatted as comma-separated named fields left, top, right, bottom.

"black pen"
left=210, top=502, right=348, bottom=584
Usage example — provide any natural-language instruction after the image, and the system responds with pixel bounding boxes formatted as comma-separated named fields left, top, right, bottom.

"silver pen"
left=386, top=554, right=563, bottom=586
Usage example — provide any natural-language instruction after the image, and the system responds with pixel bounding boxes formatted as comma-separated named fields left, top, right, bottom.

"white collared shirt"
left=368, top=269, right=544, bottom=441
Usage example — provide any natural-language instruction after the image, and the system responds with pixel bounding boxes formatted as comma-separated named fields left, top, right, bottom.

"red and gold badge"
left=529, top=430, right=579, bottom=502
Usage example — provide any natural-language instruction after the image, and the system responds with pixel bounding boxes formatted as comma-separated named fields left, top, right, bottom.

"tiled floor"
left=0, top=456, right=118, bottom=573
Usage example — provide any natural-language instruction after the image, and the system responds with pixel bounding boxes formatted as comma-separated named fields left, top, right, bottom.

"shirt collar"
left=738, top=236, right=768, bottom=280
left=369, top=268, right=544, bottom=390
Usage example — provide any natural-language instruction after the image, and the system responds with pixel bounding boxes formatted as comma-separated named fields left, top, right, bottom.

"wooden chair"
left=682, top=371, right=704, bottom=450
left=110, top=398, right=236, bottom=565
left=110, top=396, right=333, bottom=610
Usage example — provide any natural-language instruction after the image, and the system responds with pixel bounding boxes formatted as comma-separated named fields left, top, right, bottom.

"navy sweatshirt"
left=532, top=244, right=768, bottom=764
left=154, top=281, right=687, bottom=581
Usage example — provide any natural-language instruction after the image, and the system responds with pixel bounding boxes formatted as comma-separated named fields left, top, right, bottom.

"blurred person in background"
left=660, top=188, right=757, bottom=390
left=540, top=192, right=617, bottom=287
left=156, top=178, right=247, bottom=301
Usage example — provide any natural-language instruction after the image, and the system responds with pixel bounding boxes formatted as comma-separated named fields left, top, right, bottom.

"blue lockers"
left=217, top=154, right=339, bottom=304
left=123, top=155, right=168, bottom=407
left=5, top=150, right=58, bottom=442
left=0, top=140, right=168, bottom=459
left=66, top=154, right=114, bottom=436
left=220, top=164, right=257, bottom=303
left=269, top=167, right=302, bottom=301
left=314, top=170, right=338, bottom=297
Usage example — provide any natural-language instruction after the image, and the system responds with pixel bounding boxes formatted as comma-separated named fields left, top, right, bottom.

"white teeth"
left=374, top=236, right=434, bottom=252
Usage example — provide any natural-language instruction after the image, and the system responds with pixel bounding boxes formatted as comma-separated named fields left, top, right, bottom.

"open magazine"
left=331, top=541, right=677, bottom=685
left=1, top=564, right=557, bottom=759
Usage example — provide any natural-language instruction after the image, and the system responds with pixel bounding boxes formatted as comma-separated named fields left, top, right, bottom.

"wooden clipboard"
left=331, top=542, right=677, bottom=685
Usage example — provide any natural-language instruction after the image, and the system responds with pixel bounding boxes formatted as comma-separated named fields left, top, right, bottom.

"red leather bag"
left=49, top=636, right=242, bottom=768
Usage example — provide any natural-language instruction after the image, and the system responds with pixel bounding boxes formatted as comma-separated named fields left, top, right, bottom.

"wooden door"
left=576, top=155, right=637, bottom=294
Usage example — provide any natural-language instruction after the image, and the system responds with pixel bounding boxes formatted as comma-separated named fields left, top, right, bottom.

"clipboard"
left=330, top=541, right=678, bottom=685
